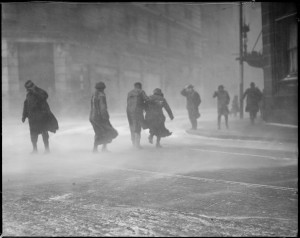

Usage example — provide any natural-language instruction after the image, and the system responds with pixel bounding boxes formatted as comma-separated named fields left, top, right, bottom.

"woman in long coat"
left=22, top=80, right=59, bottom=153
left=145, top=88, right=174, bottom=148
left=89, top=82, right=118, bottom=152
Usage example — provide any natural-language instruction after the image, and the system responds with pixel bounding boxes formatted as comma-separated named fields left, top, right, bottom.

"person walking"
left=89, top=81, right=118, bottom=153
left=230, top=95, right=239, bottom=117
left=242, top=82, right=263, bottom=125
left=145, top=88, right=174, bottom=148
left=180, top=84, right=201, bottom=130
left=22, top=80, right=59, bottom=154
left=213, top=85, right=230, bottom=129
left=126, top=82, right=149, bottom=149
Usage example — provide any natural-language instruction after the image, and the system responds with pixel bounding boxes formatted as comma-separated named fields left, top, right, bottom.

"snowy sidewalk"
left=187, top=115, right=298, bottom=143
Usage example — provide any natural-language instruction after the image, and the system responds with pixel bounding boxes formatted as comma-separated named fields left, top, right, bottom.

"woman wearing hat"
left=22, top=80, right=59, bottom=154
left=145, top=88, right=174, bottom=148
left=89, top=82, right=118, bottom=152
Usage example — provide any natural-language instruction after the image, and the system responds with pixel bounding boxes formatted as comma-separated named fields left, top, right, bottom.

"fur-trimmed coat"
left=89, top=90, right=118, bottom=145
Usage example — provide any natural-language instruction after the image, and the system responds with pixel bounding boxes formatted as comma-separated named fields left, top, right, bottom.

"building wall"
left=200, top=3, right=264, bottom=109
left=2, top=3, right=203, bottom=117
left=261, top=2, right=298, bottom=125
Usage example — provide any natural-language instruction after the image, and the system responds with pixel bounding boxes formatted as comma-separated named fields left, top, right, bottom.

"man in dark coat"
left=181, top=84, right=201, bottom=130
left=89, top=81, right=118, bottom=153
left=242, top=82, right=262, bottom=125
left=22, top=80, right=59, bottom=153
left=127, top=82, right=149, bottom=149
left=213, top=85, right=230, bottom=129
left=145, top=88, right=174, bottom=148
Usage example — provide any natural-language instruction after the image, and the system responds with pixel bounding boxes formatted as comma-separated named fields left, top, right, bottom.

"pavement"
left=2, top=109, right=298, bottom=237
left=186, top=111, right=298, bottom=143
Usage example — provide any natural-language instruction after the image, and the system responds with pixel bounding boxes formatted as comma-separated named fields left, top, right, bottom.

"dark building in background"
left=261, top=2, right=298, bottom=125
left=2, top=3, right=203, bottom=116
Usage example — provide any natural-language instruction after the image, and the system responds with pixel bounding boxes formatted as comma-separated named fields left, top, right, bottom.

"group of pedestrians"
left=21, top=79, right=263, bottom=154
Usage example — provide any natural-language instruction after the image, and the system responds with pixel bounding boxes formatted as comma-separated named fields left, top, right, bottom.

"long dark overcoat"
left=126, top=88, right=149, bottom=132
left=145, top=94, right=174, bottom=138
left=22, top=87, right=59, bottom=134
left=181, top=89, right=201, bottom=119
left=89, top=90, right=118, bottom=145
left=243, top=87, right=262, bottom=113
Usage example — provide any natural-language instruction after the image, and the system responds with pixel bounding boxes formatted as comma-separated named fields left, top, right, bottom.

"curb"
left=186, top=130, right=298, bottom=143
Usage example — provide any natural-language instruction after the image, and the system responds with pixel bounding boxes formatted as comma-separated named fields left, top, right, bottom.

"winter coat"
left=213, top=90, right=230, bottom=115
left=145, top=93, right=174, bottom=138
left=126, top=88, right=149, bottom=131
left=181, top=89, right=201, bottom=119
left=89, top=90, right=118, bottom=145
left=243, top=87, right=262, bottom=113
left=22, top=86, right=58, bottom=134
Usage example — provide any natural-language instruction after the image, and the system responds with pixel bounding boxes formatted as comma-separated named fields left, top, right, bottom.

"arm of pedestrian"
left=213, top=92, right=217, bottom=98
left=22, top=100, right=28, bottom=123
left=163, top=99, right=174, bottom=120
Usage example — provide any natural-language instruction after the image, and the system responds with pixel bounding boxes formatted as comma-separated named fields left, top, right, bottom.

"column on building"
left=53, top=43, right=69, bottom=113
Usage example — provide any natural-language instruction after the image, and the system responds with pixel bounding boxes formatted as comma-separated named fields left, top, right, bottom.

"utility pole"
left=239, top=2, right=244, bottom=119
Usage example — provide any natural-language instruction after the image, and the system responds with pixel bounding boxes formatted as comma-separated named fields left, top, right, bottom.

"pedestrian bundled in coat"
left=89, top=82, right=118, bottom=153
left=242, top=82, right=262, bottom=125
left=230, top=95, right=239, bottom=117
left=22, top=80, right=59, bottom=154
left=180, top=84, right=201, bottom=130
left=127, top=82, right=149, bottom=149
left=213, top=85, right=230, bottom=129
left=145, top=88, right=174, bottom=148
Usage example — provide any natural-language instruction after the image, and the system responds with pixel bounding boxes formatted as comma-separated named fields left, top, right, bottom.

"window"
left=184, top=7, right=192, bottom=20
left=275, top=13, right=297, bottom=82
left=288, top=21, right=297, bottom=76
left=126, top=14, right=138, bottom=39
left=148, top=20, right=157, bottom=44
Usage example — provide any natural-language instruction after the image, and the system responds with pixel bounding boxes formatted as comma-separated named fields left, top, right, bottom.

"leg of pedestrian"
left=156, top=136, right=162, bottom=148
left=218, top=114, right=221, bottom=130
left=30, top=132, right=38, bottom=154
left=42, top=131, right=50, bottom=154
left=148, top=134, right=153, bottom=144
left=225, top=114, right=229, bottom=129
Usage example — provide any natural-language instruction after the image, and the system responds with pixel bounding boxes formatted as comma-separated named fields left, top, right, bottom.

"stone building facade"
left=261, top=2, right=298, bottom=125
left=2, top=3, right=203, bottom=117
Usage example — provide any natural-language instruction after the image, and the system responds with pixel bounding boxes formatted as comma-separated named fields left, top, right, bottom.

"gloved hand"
left=22, top=117, right=26, bottom=123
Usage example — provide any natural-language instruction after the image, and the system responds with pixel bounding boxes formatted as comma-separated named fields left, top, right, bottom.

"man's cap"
left=95, top=81, right=106, bottom=89
left=24, top=80, right=35, bottom=89
left=134, top=82, right=142, bottom=88
left=187, top=84, right=194, bottom=89
left=153, top=88, right=162, bottom=95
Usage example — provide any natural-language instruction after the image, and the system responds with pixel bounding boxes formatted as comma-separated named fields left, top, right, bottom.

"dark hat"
left=134, top=82, right=142, bottom=88
left=24, top=80, right=35, bottom=89
left=153, top=88, right=163, bottom=96
left=95, top=81, right=106, bottom=90
left=187, top=84, right=194, bottom=89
